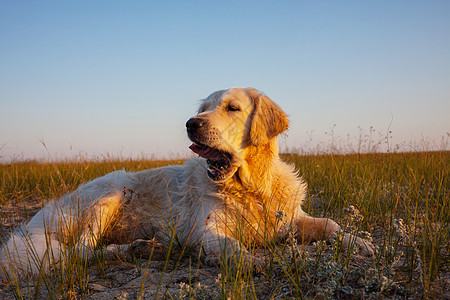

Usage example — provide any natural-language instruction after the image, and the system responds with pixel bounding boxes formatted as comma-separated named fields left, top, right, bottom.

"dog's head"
left=186, top=87, right=289, bottom=182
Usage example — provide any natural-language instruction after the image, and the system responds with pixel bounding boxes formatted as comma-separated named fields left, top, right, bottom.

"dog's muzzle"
left=186, top=117, right=236, bottom=182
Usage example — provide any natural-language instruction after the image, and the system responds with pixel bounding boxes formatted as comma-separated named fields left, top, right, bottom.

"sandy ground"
left=0, top=238, right=223, bottom=299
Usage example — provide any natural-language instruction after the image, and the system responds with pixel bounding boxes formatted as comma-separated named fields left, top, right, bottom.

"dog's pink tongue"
left=189, top=143, right=221, bottom=160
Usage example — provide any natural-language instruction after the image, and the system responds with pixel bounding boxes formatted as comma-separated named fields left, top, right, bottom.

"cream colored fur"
left=0, top=87, right=374, bottom=279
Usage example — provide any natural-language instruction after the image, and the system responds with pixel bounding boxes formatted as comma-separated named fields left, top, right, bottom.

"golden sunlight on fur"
left=0, top=87, right=374, bottom=279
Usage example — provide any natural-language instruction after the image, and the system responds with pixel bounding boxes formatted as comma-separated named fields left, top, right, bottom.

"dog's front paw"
left=342, top=233, right=375, bottom=256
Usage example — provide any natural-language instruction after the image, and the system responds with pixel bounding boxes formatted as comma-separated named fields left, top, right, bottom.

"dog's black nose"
left=186, top=118, right=205, bottom=130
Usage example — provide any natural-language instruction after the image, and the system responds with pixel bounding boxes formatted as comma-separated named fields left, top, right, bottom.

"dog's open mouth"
left=189, top=143, right=234, bottom=181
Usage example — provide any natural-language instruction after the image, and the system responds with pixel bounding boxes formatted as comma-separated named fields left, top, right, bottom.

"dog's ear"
left=249, top=89, right=289, bottom=146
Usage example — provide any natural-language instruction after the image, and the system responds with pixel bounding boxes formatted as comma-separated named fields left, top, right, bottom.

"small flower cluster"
left=357, top=230, right=373, bottom=243
left=177, top=282, right=219, bottom=299
left=275, top=210, right=292, bottom=240
left=392, top=218, right=407, bottom=238
left=343, top=205, right=363, bottom=224
left=393, top=218, right=424, bottom=290
left=342, top=205, right=375, bottom=245
left=275, top=210, right=288, bottom=222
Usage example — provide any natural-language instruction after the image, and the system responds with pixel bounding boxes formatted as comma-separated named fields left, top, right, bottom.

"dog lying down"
left=0, top=87, right=374, bottom=279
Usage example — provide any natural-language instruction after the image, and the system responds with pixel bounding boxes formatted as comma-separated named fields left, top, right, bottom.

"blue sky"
left=1, top=1, right=449, bottom=161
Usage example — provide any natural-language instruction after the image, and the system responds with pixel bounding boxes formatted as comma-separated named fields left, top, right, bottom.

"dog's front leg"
left=294, top=215, right=375, bottom=256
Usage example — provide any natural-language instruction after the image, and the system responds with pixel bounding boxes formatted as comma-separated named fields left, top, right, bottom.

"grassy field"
left=0, top=151, right=448, bottom=299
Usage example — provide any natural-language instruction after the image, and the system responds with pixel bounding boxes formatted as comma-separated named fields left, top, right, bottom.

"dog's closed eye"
left=227, top=104, right=241, bottom=112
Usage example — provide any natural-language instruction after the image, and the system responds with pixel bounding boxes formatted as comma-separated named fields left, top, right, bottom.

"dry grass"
left=0, top=151, right=448, bottom=299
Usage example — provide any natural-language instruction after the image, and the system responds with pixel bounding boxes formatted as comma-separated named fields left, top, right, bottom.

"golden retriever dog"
left=0, top=87, right=374, bottom=279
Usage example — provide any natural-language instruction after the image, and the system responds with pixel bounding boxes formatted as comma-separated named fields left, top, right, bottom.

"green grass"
left=0, top=151, right=448, bottom=299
